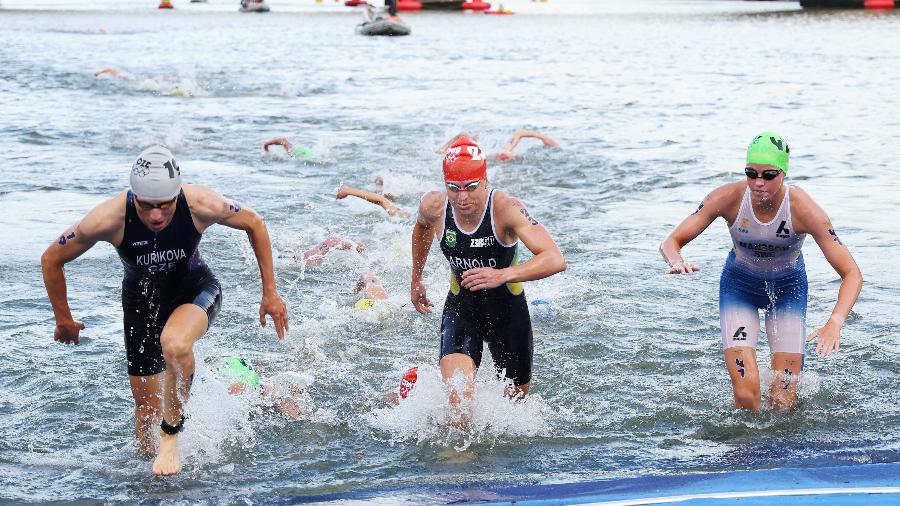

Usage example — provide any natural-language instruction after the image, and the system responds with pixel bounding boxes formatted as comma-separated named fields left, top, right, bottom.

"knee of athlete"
left=160, top=333, right=193, bottom=363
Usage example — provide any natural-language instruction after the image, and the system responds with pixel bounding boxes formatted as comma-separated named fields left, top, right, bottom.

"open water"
left=1, top=0, right=899, bottom=503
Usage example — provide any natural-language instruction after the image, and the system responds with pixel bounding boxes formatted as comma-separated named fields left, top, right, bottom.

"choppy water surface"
left=2, top=0, right=900, bottom=503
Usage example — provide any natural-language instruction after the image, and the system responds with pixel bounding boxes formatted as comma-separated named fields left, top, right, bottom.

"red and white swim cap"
left=399, top=366, right=418, bottom=399
left=442, top=136, right=487, bottom=182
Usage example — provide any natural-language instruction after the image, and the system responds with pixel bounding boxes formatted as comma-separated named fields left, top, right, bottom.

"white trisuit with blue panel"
left=720, top=186, right=808, bottom=356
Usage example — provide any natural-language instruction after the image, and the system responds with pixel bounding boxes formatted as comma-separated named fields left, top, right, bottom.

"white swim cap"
left=130, top=145, right=182, bottom=200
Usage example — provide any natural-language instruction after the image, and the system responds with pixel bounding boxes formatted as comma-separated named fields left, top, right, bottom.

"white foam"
left=366, top=363, right=554, bottom=451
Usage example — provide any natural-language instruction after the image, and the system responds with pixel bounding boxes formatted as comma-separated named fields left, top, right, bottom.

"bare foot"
left=152, top=432, right=181, bottom=476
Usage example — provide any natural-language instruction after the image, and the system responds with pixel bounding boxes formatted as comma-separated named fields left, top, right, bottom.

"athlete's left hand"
left=807, top=318, right=841, bottom=356
left=460, top=267, right=507, bottom=291
left=260, top=292, right=289, bottom=339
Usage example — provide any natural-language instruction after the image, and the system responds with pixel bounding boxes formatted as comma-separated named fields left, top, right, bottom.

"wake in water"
left=366, top=364, right=556, bottom=452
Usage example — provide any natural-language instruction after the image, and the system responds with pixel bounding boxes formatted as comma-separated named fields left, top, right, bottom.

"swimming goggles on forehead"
left=744, top=167, right=782, bottom=180
left=446, top=180, right=482, bottom=193
left=135, top=196, right=177, bottom=210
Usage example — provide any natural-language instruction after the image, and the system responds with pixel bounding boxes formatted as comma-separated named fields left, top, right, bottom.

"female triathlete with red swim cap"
left=410, top=136, right=566, bottom=409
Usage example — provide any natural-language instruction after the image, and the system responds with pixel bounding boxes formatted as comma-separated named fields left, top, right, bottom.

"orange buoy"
left=864, top=0, right=895, bottom=8
left=158, top=0, right=173, bottom=8
left=462, top=0, right=491, bottom=11
left=397, top=0, right=422, bottom=10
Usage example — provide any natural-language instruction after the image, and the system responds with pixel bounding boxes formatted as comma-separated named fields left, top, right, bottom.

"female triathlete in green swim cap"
left=660, top=132, right=862, bottom=412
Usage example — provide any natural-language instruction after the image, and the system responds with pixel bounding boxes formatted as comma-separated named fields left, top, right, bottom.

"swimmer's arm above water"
left=185, top=185, right=289, bottom=339
left=659, top=183, right=739, bottom=274
left=337, top=186, right=409, bottom=217
left=501, top=130, right=559, bottom=153
left=410, top=192, right=442, bottom=314
left=791, top=187, right=863, bottom=356
left=460, top=194, right=566, bottom=291
left=302, top=236, right=363, bottom=264
left=41, top=192, right=126, bottom=345
left=263, top=137, right=292, bottom=153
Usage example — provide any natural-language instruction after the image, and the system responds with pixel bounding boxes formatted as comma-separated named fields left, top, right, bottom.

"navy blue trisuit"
left=437, top=189, right=533, bottom=386
left=115, top=190, right=221, bottom=376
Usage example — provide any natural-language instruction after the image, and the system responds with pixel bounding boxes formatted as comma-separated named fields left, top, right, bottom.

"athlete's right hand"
left=411, top=281, right=433, bottom=315
left=667, top=261, right=700, bottom=274
left=54, top=319, right=85, bottom=345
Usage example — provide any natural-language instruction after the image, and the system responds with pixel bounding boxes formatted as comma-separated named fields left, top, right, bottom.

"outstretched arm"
left=301, top=236, right=363, bottom=266
left=186, top=185, right=289, bottom=339
left=41, top=193, right=125, bottom=344
left=337, top=186, right=409, bottom=217
left=659, top=184, right=736, bottom=274
left=794, top=189, right=863, bottom=356
left=263, top=137, right=292, bottom=153
left=459, top=194, right=566, bottom=291
left=501, top=130, right=559, bottom=153
left=410, top=192, right=442, bottom=314
left=94, top=67, right=120, bottom=78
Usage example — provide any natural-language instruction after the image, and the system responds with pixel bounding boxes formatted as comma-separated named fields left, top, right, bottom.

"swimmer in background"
left=411, top=135, right=566, bottom=413
left=354, top=270, right=390, bottom=309
left=263, top=137, right=314, bottom=159
left=95, top=67, right=132, bottom=79
left=94, top=67, right=190, bottom=96
left=299, top=236, right=364, bottom=267
left=496, top=130, right=559, bottom=162
left=383, top=366, right=419, bottom=406
left=41, top=145, right=289, bottom=476
left=221, top=356, right=307, bottom=420
left=439, top=130, right=558, bottom=162
left=337, top=185, right=411, bottom=217
left=659, top=132, right=862, bottom=412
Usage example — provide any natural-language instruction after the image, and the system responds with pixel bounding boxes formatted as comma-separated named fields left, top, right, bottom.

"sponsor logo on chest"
left=470, top=236, right=495, bottom=248
left=775, top=220, right=790, bottom=238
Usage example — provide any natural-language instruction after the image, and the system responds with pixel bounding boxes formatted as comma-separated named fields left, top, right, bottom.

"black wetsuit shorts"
left=122, top=272, right=222, bottom=376
left=440, top=292, right=534, bottom=386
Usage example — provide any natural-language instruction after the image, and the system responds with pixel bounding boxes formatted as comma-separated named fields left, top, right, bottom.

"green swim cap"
left=221, top=356, right=260, bottom=389
left=292, top=146, right=313, bottom=158
left=746, top=132, right=790, bottom=173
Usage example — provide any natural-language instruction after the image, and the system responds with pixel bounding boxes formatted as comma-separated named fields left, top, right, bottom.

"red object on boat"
left=345, top=0, right=367, bottom=5
left=397, top=0, right=422, bottom=10
left=462, top=1, right=491, bottom=11
left=158, top=0, right=173, bottom=8
left=399, top=366, right=418, bottom=399
left=864, top=0, right=895, bottom=8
